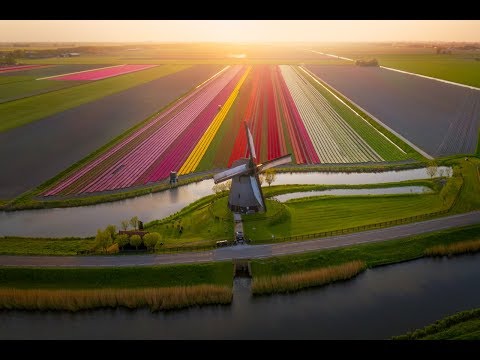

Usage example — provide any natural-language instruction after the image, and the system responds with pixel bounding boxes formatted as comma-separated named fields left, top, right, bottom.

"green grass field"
left=251, top=223, right=480, bottom=278
left=146, top=195, right=234, bottom=248
left=0, top=237, right=94, bottom=256
left=0, top=64, right=189, bottom=132
left=375, top=54, right=480, bottom=88
left=0, top=261, right=232, bottom=289
left=0, top=78, right=77, bottom=103
left=393, top=308, right=480, bottom=340
left=243, top=176, right=461, bottom=243
left=320, top=51, right=480, bottom=88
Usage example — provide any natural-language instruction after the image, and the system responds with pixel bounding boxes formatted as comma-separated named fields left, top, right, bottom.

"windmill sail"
left=214, top=121, right=292, bottom=214
left=213, top=163, right=249, bottom=184
left=245, top=121, right=257, bottom=162
left=258, top=154, right=292, bottom=172
left=250, top=175, right=264, bottom=209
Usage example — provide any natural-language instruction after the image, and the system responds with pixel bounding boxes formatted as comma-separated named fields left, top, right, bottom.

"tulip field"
left=44, top=65, right=409, bottom=197
left=0, top=64, right=51, bottom=73
left=47, top=64, right=158, bottom=81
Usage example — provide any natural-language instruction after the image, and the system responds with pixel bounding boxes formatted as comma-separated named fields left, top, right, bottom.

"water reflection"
left=275, top=186, right=432, bottom=202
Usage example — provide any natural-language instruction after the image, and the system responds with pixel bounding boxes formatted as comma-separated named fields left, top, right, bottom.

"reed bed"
left=424, top=239, right=480, bottom=257
left=252, top=260, right=366, bottom=295
left=0, top=285, right=232, bottom=312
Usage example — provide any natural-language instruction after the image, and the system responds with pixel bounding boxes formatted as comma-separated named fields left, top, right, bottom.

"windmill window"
left=238, top=194, right=241, bottom=198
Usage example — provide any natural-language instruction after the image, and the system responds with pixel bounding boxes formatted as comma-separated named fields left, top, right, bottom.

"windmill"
left=213, top=121, right=292, bottom=214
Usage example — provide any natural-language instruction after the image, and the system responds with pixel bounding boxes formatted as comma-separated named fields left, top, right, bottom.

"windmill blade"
left=245, top=121, right=257, bottom=162
left=250, top=176, right=265, bottom=210
left=257, top=154, right=292, bottom=172
left=213, top=163, right=249, bottom=184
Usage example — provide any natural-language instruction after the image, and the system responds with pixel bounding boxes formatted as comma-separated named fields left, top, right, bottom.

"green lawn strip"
left=0, top=75, right=35, bottom=85
left=374, top=54, right=480, bottom=88
left=0, top=79, right=77, bottom=104
left=0, top=261, right=232, bottom=289
left=392, top=308, right=480, bottom=340
left=244, top=174, right=461, bottom=243
left=0, top=237, right=95, bottom=256
left=0, top=64, right=189, bottom=132
left=302, top=67, right=424, bottom=161
left=251, top=224, right=480, bottom=278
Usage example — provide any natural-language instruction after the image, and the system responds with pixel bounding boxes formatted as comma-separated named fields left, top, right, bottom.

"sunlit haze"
left=1, top=20, right=480, bottom=43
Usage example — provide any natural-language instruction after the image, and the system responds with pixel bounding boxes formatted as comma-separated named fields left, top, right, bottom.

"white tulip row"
left=280, top=65, right=383, bottom=164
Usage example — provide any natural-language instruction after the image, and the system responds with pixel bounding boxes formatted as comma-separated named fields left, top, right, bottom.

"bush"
left=106, top=243, right=119, bottom=254
left=130, top=234, right=142, bottom=250
left=143, top=232, right=160, bottom=251
left=116, top=234, right=129, bottom=250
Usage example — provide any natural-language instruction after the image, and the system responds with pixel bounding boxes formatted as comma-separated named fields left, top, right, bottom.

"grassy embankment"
left=251, top=223, right=480, bottom=295
left=392, top=308, right=480, bottom=340
left=0, top=64, right=189, bottom=133
left=0, top=262, right=233, bottom=311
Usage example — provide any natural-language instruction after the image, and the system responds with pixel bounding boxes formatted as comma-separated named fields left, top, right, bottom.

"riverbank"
left=392, top=308, right=480, bottom=340
left=0, top=262, right=232, bottom=311
left=250, top=223, right=480, bottom=295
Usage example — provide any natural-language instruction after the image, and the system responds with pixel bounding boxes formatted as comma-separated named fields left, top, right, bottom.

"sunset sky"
left=1, top=20, right=479, bottom=43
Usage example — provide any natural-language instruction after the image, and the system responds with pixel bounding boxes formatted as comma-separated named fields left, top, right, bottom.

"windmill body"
left=214, top=122, right=292, bottom=214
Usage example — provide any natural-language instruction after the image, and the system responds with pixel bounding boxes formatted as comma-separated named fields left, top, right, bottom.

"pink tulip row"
left=44, top=65, right=245, bottom=196
left=50, top=64, right=157, bottom=81
left=0, top=64, right=50, bottom=73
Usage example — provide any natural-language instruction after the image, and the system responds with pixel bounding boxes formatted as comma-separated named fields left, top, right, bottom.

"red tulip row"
left=227, top=65, right=319, bottom=167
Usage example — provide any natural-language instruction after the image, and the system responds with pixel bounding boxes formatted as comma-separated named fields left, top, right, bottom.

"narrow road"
left=1, top=211, right=479, bottom=267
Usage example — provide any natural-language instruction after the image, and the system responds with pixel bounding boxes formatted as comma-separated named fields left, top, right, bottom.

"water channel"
left=0, top=167, right=450, bottom=237
left=0, top=253, right=478, bottom=339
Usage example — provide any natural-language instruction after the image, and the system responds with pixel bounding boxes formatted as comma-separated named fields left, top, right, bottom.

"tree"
left=129, top=234, right=142, bottom=251
left=264, top=169, right=277, bottom=186
left=95, top=229, right=112, bottom=254
left=426, top=161, right=438, bottom=179
left=130, top=216, right=139, bottom=230
left=143, top=232, right=160, bottom=251
left=445, top=167, right=453, bottom=178
left=116, top=234, right=129, bottom=250
left=4, top=52, right=16, bottom=65
left=212, top=183, right=222, bottom=195
left=120, top=220, right=129, bottom=231
left=105, top=224, right=117, bottom=238
left=258, top=174, right=265, bottom=186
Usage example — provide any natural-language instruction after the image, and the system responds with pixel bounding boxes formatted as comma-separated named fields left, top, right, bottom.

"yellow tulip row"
left=178, top=66, right=251, bottom=175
